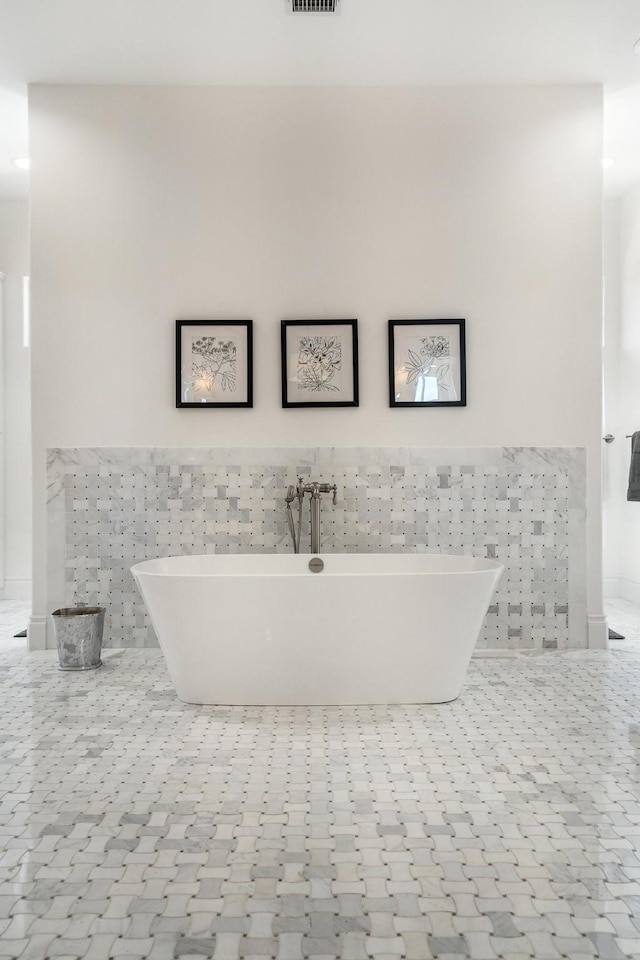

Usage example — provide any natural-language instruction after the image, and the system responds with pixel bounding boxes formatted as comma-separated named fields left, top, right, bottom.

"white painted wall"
left=0, top=199, right=31, bottom=601
left=28, top=85, right=605, bottom=647
left=603, top=199, right=622, bottom=597
left=604, top=190, right=640, bottom=604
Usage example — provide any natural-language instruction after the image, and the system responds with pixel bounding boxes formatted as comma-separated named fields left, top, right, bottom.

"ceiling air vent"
left=288, top=0, right=340, bottom=13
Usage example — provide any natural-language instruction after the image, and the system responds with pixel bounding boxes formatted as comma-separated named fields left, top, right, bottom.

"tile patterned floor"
left=1, top=600, right=640, bottom=959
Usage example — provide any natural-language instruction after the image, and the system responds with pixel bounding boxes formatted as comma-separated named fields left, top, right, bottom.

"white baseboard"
left=3, top=579, right=32, bottom=601
left=28, top=615, right=48, bottom=651
left=604, top=577, right=640, bottom=606
left=604, top=577, right=621, bottom=599
left=588, top=614, right=609, bottom=650
left=619, top=578, right=640, bottom=606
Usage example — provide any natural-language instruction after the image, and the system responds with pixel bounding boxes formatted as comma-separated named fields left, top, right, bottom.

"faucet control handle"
left=317, top=482, right=338, bottom=504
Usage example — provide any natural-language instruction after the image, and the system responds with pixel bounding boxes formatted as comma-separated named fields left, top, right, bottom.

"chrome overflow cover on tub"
left=309, top=557, right=324, bottom=573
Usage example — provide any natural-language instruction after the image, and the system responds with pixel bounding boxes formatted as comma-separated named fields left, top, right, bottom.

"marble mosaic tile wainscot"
left=46, top=447, right=587, bottom=651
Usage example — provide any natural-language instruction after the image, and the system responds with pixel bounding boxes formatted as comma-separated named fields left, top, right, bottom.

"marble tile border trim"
left=46, top=446, right=587, bottom=650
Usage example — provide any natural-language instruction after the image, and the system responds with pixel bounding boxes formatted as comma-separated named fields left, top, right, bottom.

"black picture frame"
left=388, top=319, right=466, bottom=407
left=281, top=319, right=359, bottom=408
left=176, top=319, right=253, bottom=408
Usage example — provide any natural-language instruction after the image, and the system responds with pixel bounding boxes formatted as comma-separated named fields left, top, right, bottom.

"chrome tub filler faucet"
left=285, top=478, right=338, bottom=554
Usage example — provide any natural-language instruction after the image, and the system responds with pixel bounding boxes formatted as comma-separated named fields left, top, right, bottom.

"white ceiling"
left=2, top=0, right=640, bottom=199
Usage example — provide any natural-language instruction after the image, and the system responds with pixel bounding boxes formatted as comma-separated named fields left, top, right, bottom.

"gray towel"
left=628, top=432, right=640, bottom=501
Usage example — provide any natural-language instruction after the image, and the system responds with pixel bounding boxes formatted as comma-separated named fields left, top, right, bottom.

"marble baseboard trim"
left=28, top=615, right=48, bottom=651
left=588, top=614, right=609, bottom=650
left=471, top=649, right=519, bottom=658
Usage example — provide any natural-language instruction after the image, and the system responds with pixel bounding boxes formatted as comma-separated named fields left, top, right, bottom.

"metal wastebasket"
left=51, top=606, right=105, bottom=671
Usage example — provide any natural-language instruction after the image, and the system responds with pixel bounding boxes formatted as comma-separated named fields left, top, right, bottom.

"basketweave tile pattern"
left=1, top=632, right=640, bottom=960
left=46, top=447, right=586, bottom=651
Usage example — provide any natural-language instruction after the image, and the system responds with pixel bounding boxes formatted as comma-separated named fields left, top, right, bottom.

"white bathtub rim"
left=131, top=552, right=504, bottom=579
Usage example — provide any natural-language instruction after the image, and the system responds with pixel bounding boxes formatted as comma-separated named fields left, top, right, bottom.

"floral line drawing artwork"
left=176, top=320, right=253, bottom=408
left=281, top=319, right=359, bottom=408
left=191, top=336, right=237, bottom=397
left=296, top=335, right=343, bottom=392
left=404, top=336, right=451, bottom=395
left=388, top=319, right=466, bottom=408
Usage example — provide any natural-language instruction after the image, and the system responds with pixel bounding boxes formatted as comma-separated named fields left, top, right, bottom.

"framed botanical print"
left=176, top=320, right=253, bottom=408
left=281, top=319, right=359, bottom=408
left=388, top=319, right=466, bottom=407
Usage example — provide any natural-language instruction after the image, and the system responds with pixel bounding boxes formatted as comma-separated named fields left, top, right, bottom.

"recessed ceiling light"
left=11, top=157, right=30, bottom=170
left=602, top=157, right=615, bottom=169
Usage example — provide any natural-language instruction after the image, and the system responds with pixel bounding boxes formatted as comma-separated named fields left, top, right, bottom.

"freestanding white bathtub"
left=131, top=553, right=503, bottom=706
